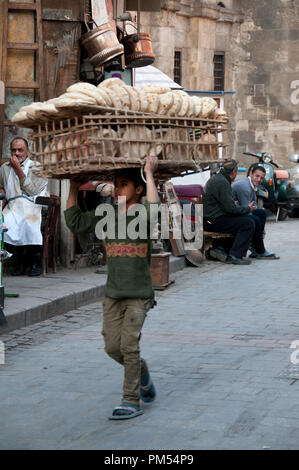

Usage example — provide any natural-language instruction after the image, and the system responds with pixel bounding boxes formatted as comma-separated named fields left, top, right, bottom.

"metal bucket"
left=122, top=33, right=155, bottom=68
left=81, top=20, right=124, bottom=67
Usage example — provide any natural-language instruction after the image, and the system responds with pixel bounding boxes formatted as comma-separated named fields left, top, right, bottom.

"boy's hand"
left=66, top=179, right=83, bottom=209
left=144, top=156, right=158, bottom=175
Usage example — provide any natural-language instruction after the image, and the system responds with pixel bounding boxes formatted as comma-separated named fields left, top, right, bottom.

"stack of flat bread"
left=11, top=78, right=227, bottom=125
left=43, top=127, right=119, bottom=166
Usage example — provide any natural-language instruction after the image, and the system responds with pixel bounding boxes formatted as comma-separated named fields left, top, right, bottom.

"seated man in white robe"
left=0, top=137, right=48, bottom=276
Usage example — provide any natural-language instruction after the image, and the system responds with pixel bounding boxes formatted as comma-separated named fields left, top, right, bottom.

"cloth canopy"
left=134, top=65, right=183, bottom=89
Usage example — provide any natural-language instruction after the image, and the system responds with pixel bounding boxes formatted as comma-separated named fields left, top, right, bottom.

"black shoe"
left=11, top=264, right=26, bottom=276
left=28, top=263, right=42, bottom=277
left=226, top=255, right=251, bottom=265
left=209, top=247, right=228, bottom=262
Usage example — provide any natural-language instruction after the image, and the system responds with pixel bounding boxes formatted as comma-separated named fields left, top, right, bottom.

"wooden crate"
left=150, top=252, right=171, bottom=289
left=28, top=107, right=228, bottom=181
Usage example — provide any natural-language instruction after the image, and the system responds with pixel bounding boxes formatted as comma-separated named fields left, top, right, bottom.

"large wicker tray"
left=28, top=106, right=228, bottom=181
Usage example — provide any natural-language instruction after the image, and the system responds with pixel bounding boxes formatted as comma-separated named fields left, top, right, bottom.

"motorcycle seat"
left=274, top=170, right=289, bottom=179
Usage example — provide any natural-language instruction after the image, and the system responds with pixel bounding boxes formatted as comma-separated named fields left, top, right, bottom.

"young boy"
left=64, top=156, right=159, bottom=420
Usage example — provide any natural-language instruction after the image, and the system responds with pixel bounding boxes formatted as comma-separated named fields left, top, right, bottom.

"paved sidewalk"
left=0, top=256, right=186, bottom=333
left=1, top=218, right=299, bottom=450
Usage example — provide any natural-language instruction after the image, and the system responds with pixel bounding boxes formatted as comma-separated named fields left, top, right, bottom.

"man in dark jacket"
left=203, top=160, right=255, bottom=265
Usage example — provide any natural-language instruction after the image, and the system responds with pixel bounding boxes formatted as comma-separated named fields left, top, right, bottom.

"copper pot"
left=122, top=33, right=155, bottom=68
left=81, top=21, right=124, bottom=67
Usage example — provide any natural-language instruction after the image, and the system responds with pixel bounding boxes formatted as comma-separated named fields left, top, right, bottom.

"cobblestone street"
left=1, top=218, right=299, bottom=450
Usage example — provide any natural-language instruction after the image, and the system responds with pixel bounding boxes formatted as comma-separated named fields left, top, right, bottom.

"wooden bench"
left=203, top=231, right=233, bottom=255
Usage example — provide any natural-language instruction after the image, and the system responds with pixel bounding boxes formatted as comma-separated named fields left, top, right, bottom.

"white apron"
left=3, top=159, right=47, bottom=246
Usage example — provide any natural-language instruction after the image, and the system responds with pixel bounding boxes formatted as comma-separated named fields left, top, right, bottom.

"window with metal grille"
left=214, top=53, right=225, bottom=91
left=174, top=51, right=182, bottom=85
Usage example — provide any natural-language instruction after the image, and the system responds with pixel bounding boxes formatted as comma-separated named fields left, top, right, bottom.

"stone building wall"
left=140, top=1, right=240, bottom=89
left=139, top=1, right=243, bottom=159
left=230, top=0, right=299, bottom=169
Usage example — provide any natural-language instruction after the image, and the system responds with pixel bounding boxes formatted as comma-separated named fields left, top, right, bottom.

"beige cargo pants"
left=102, top=297, right=154, bottom=406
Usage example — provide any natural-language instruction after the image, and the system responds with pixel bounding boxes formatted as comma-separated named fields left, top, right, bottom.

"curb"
left=0, top=256, right=187, bottom=334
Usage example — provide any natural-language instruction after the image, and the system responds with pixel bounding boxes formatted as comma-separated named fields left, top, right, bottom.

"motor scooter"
left=286, top=154, right=299, bottom=218
left=244, top=151, right=290, bottom=221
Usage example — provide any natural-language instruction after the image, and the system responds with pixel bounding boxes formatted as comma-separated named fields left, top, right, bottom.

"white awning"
left=134, top=65, right=183, bottom=89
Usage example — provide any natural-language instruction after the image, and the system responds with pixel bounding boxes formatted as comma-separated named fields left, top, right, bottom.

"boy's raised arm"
left=66, top=180, right=82, bottom=209
left=144, top=156, right=159, bottom=203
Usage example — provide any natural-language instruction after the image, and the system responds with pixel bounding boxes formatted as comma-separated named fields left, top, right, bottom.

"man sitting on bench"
left=203, top=159, right=255, bottom=265
left=232, top=164, right=278, bottom=259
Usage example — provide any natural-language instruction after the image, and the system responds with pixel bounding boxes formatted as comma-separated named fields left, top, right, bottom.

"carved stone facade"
left=139, top=1, right=243, bottom=160
left=140, top=1, right=242, bottom=90
left=140, top=0, right=299, bottom=168
left=230, top=0, right=299, bottom=168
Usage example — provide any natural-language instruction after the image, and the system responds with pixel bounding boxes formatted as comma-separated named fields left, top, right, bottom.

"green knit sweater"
left=64, top=201, right=159, bottom=299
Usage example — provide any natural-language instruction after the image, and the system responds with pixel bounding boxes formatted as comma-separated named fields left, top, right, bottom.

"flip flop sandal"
left=109, top=404, right=144, bottom=420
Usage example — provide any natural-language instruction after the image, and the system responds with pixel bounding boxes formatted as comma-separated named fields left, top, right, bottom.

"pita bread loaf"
left=109, top=85, right=131, bottom=109
left=200, top=133, right=218, bottom=158
left=168, top=93, right=183, bottom=116
left=11, top=111, right=30, bottom=123
left=98, top=78, right=126, bottom=89
left=132, top=87, right=148, bottom=113
left=157, top=92, right=174, bottom=115
left=173, top=90, right=188, bottom=97
left=201, top=97, right=218, bottom=117
left=178, top=94, right=189, bottom=117
left=123, top=86, right=140, bottom=112
left=173, top=90, right=194, bottom=116
left=36, top=103, right=59, bottom=119
left=95, top=87, right=111, bottom=107
left=43, top=141, right=56, bottom=165
left=54, top=97, right=79, bottom=108
left=86, top=127, right=118, bottom=158
left=186, top=96, right=195, bottom=117
left=120, top=126, right=151, bottom=158
left=142, top=84, right=171, bottom=95
left=42, top=137, right=68, bottom=166
left=100, top=87, right=122, bottom=109
left=64, top=92, right=97, bottom=105
left=191, top=96, right=202, bottom=117
left=214, top=108, right=228, bottom=122
left=20, top=102, right=43, bottom=113
left=145, top=93, right=160, bottom=114
left=192, top=145, right=204, bottom=161
left=149, top=131, right=163, bottom=157
left=66, top=83, right=101, bottom=103
left=68, top=86, right=109, bottom=107
left=53, top=136, right=74, bottom=162
left=164, top=128, right=190, bottom=159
